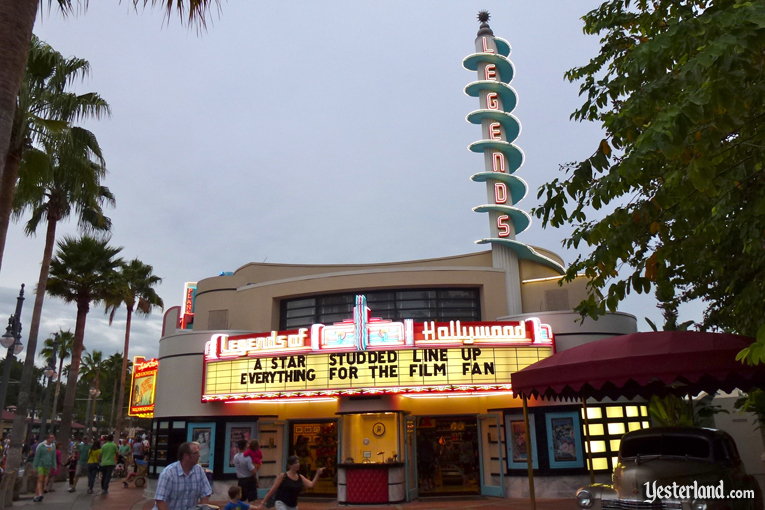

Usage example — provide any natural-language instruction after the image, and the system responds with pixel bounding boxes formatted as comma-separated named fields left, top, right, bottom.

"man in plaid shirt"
left=154, top=442, right=212, bottom=510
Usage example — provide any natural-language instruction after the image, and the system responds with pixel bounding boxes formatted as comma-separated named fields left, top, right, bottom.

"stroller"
left=113, top=455, right=127, bottom=478
left=122, top=458, right=148, bottom=488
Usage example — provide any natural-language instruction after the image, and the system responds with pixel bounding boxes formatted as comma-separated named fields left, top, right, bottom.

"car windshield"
left=620, top=435, right=710, bottom=459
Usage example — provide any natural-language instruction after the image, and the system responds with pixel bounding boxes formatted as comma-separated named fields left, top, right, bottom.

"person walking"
left=86, top=439, right=102, bottom=494
left=32, top=434, right=56, bottom=502
left=118, top=438, right=130, bottom=472
left=99, top=434, right=118, bottom=494
left=233, top=439, right=258, bottom=503
left=258, top=456, right=325, bottom=510
left=225, top=485, right=258, bottom=510
left=153, top=441, right=212, bottom=510
left=69, top=435, right=90, bottom=492
left=45, top=442, right=62, bottom=492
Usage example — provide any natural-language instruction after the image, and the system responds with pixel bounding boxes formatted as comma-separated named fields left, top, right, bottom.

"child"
left=224, top=485, right=258, bottom=510
left=66, top=450, right=78, bottom=491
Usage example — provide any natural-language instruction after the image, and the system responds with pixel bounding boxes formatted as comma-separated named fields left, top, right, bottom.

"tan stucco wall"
left=520, top=275, right=590, bottom=313
left=191, top=249, right=591, bottom=331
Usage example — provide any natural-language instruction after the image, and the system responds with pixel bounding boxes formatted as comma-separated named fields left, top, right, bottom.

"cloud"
left=0, top=286, right=162, bottom=366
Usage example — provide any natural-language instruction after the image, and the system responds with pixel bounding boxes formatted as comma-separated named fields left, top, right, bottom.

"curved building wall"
left=500, top=310, right=637, bottom=352
left=191, top=250, right=591, bottom=332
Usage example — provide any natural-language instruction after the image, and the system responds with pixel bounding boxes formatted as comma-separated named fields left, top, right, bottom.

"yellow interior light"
left=607, top=423, right=625, bottom=435
left=606, top=406, right=624, bottom=418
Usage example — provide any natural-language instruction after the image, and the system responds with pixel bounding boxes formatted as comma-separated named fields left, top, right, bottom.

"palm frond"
left=140, top=0, right=219, bottom=29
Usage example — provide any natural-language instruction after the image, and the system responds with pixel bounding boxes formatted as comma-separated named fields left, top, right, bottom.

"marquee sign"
left=178, top=282, right=197, bottom=330
left=202, top=296, right=554, bottom=401
left=129, top=356, right=158, bottom=417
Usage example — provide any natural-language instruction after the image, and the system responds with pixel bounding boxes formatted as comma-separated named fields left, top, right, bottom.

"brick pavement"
left=9, top=478, right=578, bottom=510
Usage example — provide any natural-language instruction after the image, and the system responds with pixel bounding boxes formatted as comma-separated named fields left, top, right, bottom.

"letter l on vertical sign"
left=482, top=37, right=495, bottom=53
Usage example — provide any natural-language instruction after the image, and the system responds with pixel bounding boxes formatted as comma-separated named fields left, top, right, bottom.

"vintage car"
left=576, top=427, right=763, bottom=510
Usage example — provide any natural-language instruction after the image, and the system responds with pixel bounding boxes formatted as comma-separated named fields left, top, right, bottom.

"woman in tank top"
left=258, top=456, right=325, bottom=510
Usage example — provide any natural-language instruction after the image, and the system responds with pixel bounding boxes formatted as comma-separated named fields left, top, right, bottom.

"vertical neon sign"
left=180, top=282, right=197, bottom=330
left=463, top=11, right=529, bottom=241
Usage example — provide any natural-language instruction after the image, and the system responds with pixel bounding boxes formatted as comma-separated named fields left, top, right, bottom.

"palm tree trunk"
left=28, top=218, right=60, bottom=420
left=0, top=151, right=20, bottom=274
left=0, top=0, right=39, bottom=273
left=115, top=306, right=133, bottom=437
left=57, top=299, right=89, bottom=456
left=28, top=216, right=57, bottom=367
left=51, top=355, right=64, bottom=423
left=4, top=216, right=57, bottom=470
left=109, top=374, right=117, bottom=429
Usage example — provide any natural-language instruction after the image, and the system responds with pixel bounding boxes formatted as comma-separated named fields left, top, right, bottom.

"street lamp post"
left=0, top=285, right=25, bottom=414
left=39, top=349, right=58, bottom=438
left=84, top=386, right=101, bottom=439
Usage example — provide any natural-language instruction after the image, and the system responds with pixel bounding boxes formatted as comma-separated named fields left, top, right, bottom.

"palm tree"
left=106, top=259, right=163, bottom=436
left=103, top=352, right=125, bottom=429
left=39, top=329, right=73, bottom=422
left=3, top=36, right=110, bottom=470
left=13, top=127, right=114, bottom=415
left=0, top=34, right=111, bottom=273
left=80, top=349, right=106, bottom=428
left=0, top=1, right=210, bottom=467
left=0, top=1, right=215, bottom=241
left=45, top=235, right=122, bottom=456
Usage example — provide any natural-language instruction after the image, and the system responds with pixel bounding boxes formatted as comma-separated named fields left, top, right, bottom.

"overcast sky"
left=0, top=1, right=695, bottom=367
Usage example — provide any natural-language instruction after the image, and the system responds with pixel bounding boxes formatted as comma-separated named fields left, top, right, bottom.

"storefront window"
left=582, top=404, right=650, bottom=472
left=280, top=288, right=481, bottom=330
left=339, top=412, right=400, bottom=465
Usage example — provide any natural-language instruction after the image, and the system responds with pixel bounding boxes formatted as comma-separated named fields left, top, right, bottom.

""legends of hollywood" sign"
left=202, top=296, right=554, bottom=401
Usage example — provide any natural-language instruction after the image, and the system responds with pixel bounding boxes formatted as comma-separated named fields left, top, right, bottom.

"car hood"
left=615, top=459, right=725, bottom=499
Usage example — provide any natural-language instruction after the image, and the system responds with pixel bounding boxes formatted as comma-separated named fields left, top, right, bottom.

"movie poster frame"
left=505, top=412, right=538, bottom=469
left=187, top=422, right=216, bottom=469
left=544, top=411, right=584, bottom=469
left=223, top=422, right=258, bottom=474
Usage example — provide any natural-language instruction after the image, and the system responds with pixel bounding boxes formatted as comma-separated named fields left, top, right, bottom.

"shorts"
left=36, top=467, right=50, bottom=476
left=275, top=500, right=297, bottom=510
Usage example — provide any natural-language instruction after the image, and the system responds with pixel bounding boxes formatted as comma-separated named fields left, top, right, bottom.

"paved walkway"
left=11, top=479, right=578, bottom=510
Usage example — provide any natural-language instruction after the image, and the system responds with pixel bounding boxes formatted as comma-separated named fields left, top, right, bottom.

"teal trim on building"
left=462, top=53, right=515, bottom=83
left=475, top=238, right=566, bottom=274
left=465, top=110, right=521, bottom=143
left=468, top=140, right=524, bottom=172
left=470, top=172, right=528, bottom=204
left=493, top=37, right=511, bottom=57
left=472, top=204, right=531, bottom=235
left=464, top=81, right=518, bottom=111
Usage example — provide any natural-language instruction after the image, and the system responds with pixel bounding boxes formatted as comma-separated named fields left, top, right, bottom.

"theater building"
left=149, top=14, right=638, bottom=501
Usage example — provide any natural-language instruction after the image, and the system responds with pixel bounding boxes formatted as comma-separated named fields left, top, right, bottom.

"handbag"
left=264, top=495, right=276, bottom=509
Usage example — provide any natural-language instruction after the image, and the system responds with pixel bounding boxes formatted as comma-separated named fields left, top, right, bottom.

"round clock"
left=372, top=422, right=386, bottom=437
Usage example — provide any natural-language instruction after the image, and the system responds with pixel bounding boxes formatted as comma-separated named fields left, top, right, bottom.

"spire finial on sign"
left=477, top=10, right=494, bottom=36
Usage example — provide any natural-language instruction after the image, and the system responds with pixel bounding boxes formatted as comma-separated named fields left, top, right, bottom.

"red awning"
left=511, top=331, right=765, bottom=401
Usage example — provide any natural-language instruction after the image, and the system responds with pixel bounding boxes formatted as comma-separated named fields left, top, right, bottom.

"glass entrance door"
left=289, top=420, right=337, bottom=496
left=477, top=413, right=505, bottom=497
left=415, top=415, right=479, bottom=495
left=405, top=416, right=418, bottom=501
